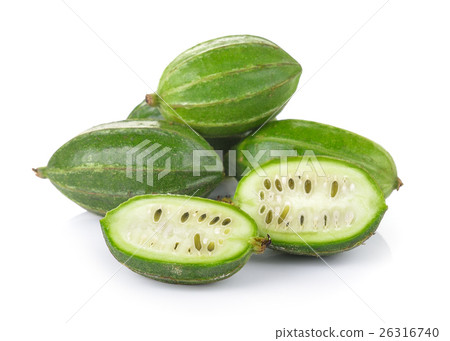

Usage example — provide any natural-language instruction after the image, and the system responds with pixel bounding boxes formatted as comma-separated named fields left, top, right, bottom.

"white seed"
left=345, top=211, right=355, bottom=226
left=333, top=210, right=340, bottom=229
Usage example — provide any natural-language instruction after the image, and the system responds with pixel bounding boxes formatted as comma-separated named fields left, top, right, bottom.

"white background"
left=1, top=0, right=449, bottom=340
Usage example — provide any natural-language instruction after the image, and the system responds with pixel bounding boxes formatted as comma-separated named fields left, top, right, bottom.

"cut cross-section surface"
left=234, top=156, right=387, bottom=255
left=100, top=195, right=268, bottom=284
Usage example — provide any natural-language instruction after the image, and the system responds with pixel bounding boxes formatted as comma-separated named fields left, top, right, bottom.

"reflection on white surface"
left=232, top=232, right=392, bottom=288
left=67, top=211, right=101, bottom=227
left=66, top=211, right=112, bottom=267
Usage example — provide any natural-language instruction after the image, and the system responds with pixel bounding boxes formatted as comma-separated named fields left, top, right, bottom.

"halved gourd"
left=234, top=156, right=387, bottom=255
left=100, top=195, right=269, bottom=284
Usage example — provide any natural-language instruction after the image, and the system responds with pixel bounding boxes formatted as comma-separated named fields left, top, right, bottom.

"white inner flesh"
left=236, top=160, right=383, bottom=244
left=106, top=197, right=254, bottom=263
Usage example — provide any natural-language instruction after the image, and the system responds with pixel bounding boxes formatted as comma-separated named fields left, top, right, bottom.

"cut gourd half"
left=100, top=195, right=268, bottom=284
left=234, top=156, right=387, bottom=255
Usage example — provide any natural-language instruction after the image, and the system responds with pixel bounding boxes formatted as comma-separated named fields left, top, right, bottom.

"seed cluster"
left=258, top=175, right=357, bottom=233
left=125, top=206, right=234, bottom=256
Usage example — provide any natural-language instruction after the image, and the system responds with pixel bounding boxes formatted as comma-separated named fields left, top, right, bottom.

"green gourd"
left=34, top=120, right=224, bottom=215
left=234, top=156, right=387, bottom=255
left=101, top=195, right=269, bottom=284
left=146, top=35, right=302, bottom=137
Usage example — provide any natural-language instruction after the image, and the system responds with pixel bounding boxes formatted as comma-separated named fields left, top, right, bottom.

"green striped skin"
left=100, top=195, right=267, bottom=284
left=234, top=119, right=400, bottom=197
left=126, top=100, right=251, bottom=154
left=34, top=121, right=224, bottom=215
left=234, top=157, right=388, bottom=256
left=147, top=35, right=302, bottom=137
left=127, top=100, right=164, bottom=120
left=105, top=245, right=250, bottom=284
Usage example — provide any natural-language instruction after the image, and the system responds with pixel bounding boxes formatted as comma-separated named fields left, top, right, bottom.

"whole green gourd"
left=34, top=120, right=224, bottom=215
left=146, top=35, right=302, bottom=137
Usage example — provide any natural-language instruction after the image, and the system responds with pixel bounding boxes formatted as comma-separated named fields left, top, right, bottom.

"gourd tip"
left=145, top=93, right=157, bottom=107
left=397, top=177, right=403, bottom=190
left=32, top=167, right=47, bottom=179
left=251, top=234, right=271, bottom=254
